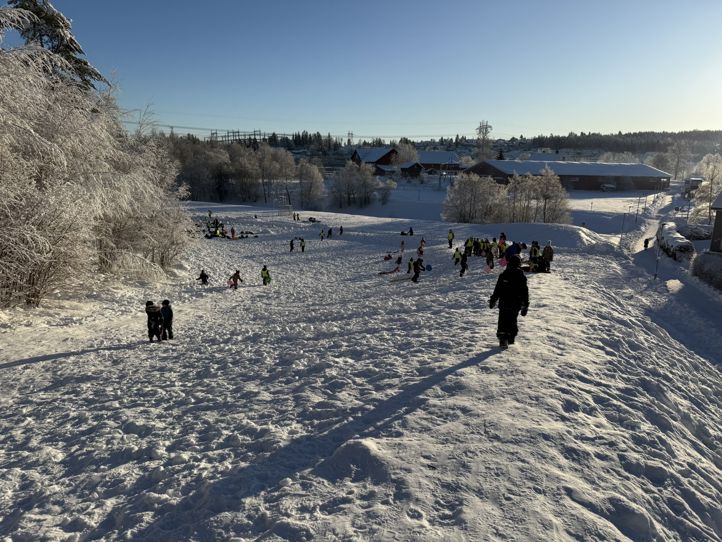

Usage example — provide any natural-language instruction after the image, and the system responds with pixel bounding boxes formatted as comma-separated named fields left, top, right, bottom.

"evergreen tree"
left=8, top=0, right=107, bottom=89
left=496, top=149, right=505, bottom=160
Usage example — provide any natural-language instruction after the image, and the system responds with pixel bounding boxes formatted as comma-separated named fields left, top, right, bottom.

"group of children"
left=290, top=238, right=306, bottom=252
left=449, top=230, right=554, bottom=275
left=319, top=225, right=342, bottom=240
left=204, top=211, right=256, bottom=240
left=193, top=267, right=272, bottom=290
left=144, top=300, right=173, bottom=343
left=159, top=212, right=553, bottom=349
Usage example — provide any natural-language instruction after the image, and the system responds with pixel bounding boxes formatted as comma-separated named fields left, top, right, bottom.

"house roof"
left=354, top=147, right=395, bottom=163
left=399, top=161, right=422, bottom=169
left=481, top=160, right=671, bottom=179
left=375, top=164, right=396, bottom=172
left=527, top=152, right=569, bottom=161
left=712, top=191, right=722, bottom=210
left=417, top=150, right=460, bottom=164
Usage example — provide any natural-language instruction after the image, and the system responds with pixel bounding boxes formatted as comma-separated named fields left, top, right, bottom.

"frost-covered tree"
left=459, top=155, right=475, bottom=168
left=536, top=166, right=570, bottom=223
left=504, top=169, right=569, bottom=224
left=507, top=173, right=537, bottom=223
left=691, top=153, right=722, bottom=224
left=443, top=169, right=569, bottom=225
left=330, top=161, right=376, bottom=208
left=227, top=143, right=260, bottom=201
left=257, top=143, right=295, bottom=204
left=668, top=141, right=691, bottom=180
left=378, top=179, right=397, bottom=205
left=647, top=152, right=671, bottom=173
left=0, top=4, right=191, bottom=307
left=180, top=146, right=230, bottom=201
left=297, top=159, right=325, bottom=209
left=356, top=162, right=379, bottom=207
left=598, top=151, right=640, bottom=163
left=391, top=142, right=418, bottom=165
left=442, top=173, right=504, bottom=223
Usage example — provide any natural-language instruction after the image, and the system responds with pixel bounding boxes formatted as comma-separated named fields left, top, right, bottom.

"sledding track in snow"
left=1, top=207, right=721, bottom=541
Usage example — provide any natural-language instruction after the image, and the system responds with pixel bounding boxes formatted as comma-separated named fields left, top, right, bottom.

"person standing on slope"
left=485, top=244, right=495, bottom=270
left=452, top=247, right=462, bottom=266
left=447, top=229, right=455, bottom=248
left=261, top=265, right=271, bottom=286
left=489, top=255, right=529, bottom=349
left=411, top=258, right=425, bottom=283
left=196, top=269, right=209, bottom=285
left=145, top=301, right=163, bottom=343
left=460, top=252, right=469, bottom=277
left=542, top=241, right=554, bottom=272
left=229, top=270, right=242, bottom=290
left=160, top=300, right=174, bottom=340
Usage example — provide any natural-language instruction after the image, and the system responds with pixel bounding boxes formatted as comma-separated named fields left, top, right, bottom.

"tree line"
left=531, top=130, right=722, bottom=156
left=167, top=135, right=404, bottom=210
left=443, top=168, right=570, bottom=225
left=166, top=135, right=326, bottom=208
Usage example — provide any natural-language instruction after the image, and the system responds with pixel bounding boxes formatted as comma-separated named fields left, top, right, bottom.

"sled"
left=425, top=264, right=432, bottom=271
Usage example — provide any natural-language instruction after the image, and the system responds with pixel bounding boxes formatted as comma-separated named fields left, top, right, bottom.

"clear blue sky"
left=8, top=0, right=722, bottom=140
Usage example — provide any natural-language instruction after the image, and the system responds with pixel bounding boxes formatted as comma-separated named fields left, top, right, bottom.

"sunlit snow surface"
left=1, top=195, right=721, bottom=541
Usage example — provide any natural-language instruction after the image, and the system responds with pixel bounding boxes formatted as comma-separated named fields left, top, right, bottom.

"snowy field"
left=1, top=196, right=722, bottom=541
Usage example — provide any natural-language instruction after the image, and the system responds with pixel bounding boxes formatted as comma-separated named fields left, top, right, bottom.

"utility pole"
left=619, top=212, right=627, bottom=245
left=635, top=195, right=642, bottom=223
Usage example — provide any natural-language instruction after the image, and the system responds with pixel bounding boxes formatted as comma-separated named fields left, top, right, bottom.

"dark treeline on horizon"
left=531, top=130, right=722, bottom=155
left=165, top=128, right=722, bottom=158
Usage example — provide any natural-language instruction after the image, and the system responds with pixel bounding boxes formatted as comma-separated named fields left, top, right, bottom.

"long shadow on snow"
left=0, top=342, right=147, bottom=370
left=118, top=349, right=497, bottom=540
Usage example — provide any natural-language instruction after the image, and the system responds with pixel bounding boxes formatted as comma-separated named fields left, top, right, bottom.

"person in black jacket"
left=460, top=252, right=469, bottom=277
left=145, top=301, right=163, bottom=342
left=196, top=270, right=209, bottom=285
left=489, top=255, right=529, bottom=349
left=160, top=300, right=173, bottom=340
left=411, top=258, right=425, bottom=283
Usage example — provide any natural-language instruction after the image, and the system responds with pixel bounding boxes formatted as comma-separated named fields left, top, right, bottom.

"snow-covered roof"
left=354, top=147, right=394, bottom=163
left=417, top=150, right=460, bottom=164
left=712, top=191, right=722, bottom=210
left=399, top=161, right=422, bottom=169
left=527, top=152, right=569, bottom=161
left=375, top=164, right=396, bottom=172
left=484, top=160, right=671, bottom=178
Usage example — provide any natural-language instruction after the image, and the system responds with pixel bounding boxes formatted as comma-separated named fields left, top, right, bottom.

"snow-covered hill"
left=1, top=203, right=721, bottom=541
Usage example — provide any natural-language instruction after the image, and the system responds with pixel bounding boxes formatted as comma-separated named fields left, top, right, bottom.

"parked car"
left=655, top=222, right=695, bottom=260
left=600, top=183, right=617, bottom=192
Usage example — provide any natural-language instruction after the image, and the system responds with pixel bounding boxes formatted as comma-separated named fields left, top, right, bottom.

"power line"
left=120, top=119, right=479, bottom=140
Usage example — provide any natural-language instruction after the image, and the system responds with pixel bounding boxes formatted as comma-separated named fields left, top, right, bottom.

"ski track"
left=1, top=206, right=721, bottom=541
